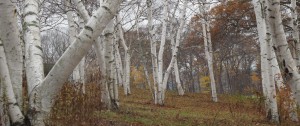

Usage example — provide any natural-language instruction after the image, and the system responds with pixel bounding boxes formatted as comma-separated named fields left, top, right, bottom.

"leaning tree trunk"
left=0, top=40, right=25, bottom=125
left=28, top=1, right=123, bottom=125
left=116, top=16, right=131, bottom=95
left=266, top=0, right=300, bottom=105
left=66, top=0, right=81, bottom=84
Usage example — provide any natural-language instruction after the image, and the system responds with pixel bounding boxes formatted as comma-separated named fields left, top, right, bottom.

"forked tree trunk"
left=0, top=0, right=23, bottom=109
left=199, top=0, right=217, bottom=102
left=147, top=0, right=159, bottom=104
left=0, top=40, right=25, bottom=125
left=157, top=0, right=168, bottom=105
left=266, top=0, right=300, bottom=105
left=161, top=0, right=187, bottom=97
left=253, top=0, right=279, bottom=122
left=116, top=16, right=131, bottom=95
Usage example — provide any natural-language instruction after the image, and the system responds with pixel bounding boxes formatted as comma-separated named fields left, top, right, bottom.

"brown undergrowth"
left=46, top=83, right=103, bottom=126
left=47, top=83, right=300, bottom=126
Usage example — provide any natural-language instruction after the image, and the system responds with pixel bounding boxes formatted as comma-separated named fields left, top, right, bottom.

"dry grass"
left=47, top=83, right=300, bottom=126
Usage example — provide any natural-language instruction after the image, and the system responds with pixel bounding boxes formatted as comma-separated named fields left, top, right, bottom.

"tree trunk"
left=291, top=0, right=300, bottom=67
left=116, top=16, right=131, bottom=95
left=147, top=0, right=159, bottom=104
left=29, top=1, right=122, bottom=125
left=104, top=21, right=119, bottom=110
left=157, top=0, right=168, bottom=105
left=266, top=0, right=300, bottom=105
left=95, top=38, right=112, bottom=109
left=199, top=0, right=217, bottom=102
left=0, top=0, right=23, bottom=108
left=0, top=39, right=25, bottom=125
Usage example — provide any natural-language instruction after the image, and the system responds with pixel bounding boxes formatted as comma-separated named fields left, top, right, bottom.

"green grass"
left=96, top=87, right=280, bottom=126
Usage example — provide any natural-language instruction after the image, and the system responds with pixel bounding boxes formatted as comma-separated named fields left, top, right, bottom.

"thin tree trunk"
left=147, top=0, right=159, bottom=104
left=199, top=0, right=217, bottom=102
left=291, top=0, right=300, bottom=67
left=116, top=16, right=131, bottom=95
left=174, top=60, right=184, bottom=95
left=161, top=0, right=186, bottom=97
left=157, top=0, right=168, bottom=105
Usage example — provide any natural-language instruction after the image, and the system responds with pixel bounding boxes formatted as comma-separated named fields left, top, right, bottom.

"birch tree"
left=199, top=0, right=218, bottom=102
left=266, top=0, right=300, bottom=105
left=0, top=37, right=25, bottom=125
left=116, top=16, right=131, bottom=95
left=147, top=0, right=159, bottom=104
left=0, top=0, right=23, bottom=109
left=290, top=0, right=300, bottom=67
left=253, top=0, right=278, bottom=122
left=161, top=0, right=187, bottom=96
left=0, top=0, right=123, bottom=125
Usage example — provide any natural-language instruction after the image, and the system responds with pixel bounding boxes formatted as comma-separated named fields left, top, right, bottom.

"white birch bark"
left=161, top=0, right=186, bottom=97
left=147, top=0, right=159, bottom=104
left=73, top=0, right=90, bottom=22
left=0, top=0, right=23, bottom=108
left=266, top=0, right=300, bottom=105
left=114, top=39, right=124, bottom=87
left=23, top=0, right=46, bottom=123
left=0, top=39, right=25, bottom=125
left=104, top=21, right=119, bottom=110
left=95, top=37, right=112, bottom=109
left=253, top=0, right=279, bottom=122
left=79, top=57, right=86, bottom=93
left=112, top=38, right=119, bottom=106
left=290, top=0, right=300, bottom=67
left=136, top=16, right=153, bottom=98
left=157, top=0, right=168, bottom=105
left=29, top=1, right=122, bottom=124
left=66, top=0, right=81, bottom=84
left=199, top=0, right=217, bottom=102
left=24, top=0, right=45, bottom=95
left=0, top=40, right=11, bottom=126
left=116, top=16, right=131, bottom=95
left=203, top=22, right=218, bottom=102
left=174, top=60, right=184, bottom=95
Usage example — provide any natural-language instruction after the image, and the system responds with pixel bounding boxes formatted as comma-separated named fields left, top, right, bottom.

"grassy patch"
left=48, top=83, right=299, bottom=125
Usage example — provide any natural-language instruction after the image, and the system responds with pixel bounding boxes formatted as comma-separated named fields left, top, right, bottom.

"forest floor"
left=48, top=83, right=300, bottom=126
